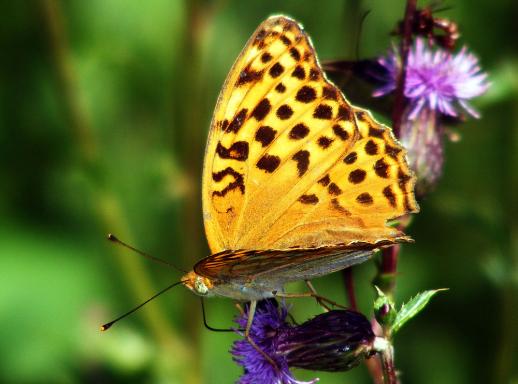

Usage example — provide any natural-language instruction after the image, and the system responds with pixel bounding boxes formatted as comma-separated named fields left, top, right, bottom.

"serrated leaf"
left=391, top=289, right=448, bottom=335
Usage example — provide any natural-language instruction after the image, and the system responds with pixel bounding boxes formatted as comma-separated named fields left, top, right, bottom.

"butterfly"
left=182, top=15, right=418, bottom=330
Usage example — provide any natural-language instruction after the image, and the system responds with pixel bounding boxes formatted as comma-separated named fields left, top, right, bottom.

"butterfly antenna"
left=355, top=9, right=371, bottom=61
left=107, top=234, right=187, bottom=273
left=100, top=280, right=186, bottom=331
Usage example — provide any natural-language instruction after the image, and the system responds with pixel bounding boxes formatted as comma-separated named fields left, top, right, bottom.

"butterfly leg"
left=244, top=300, right=280, bottom=371
left=244, top=300, right=256, bottom=336
left=274, top=291, right=347, bottom=309
left=305, top=280, right=332, bottom=311
left=235, top=302, right=245, bottom=315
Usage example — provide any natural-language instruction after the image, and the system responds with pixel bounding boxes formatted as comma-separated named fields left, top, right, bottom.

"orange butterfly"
left=181, top=15, right=418, bottom=335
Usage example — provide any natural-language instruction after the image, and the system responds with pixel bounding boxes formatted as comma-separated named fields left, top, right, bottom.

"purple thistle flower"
left=231, top=300, right=377, bottom=384
left=374, top=38, right=489, bottom=119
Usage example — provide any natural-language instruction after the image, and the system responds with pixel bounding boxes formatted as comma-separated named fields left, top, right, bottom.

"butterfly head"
left=182, top=270, right=215, bottom=297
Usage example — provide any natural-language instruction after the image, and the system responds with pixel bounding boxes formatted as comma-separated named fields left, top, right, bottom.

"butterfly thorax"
left=182, top=270, right=280, bottom=301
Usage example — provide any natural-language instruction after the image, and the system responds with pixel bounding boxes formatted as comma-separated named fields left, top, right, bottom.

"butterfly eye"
left=195, top=277, right=210, bottom=295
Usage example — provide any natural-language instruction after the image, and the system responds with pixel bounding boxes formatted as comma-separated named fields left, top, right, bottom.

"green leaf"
left=391, top=289, right=448, bottom=335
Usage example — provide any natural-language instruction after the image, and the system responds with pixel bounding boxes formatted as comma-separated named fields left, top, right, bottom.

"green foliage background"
left=1, top=0, right=516, bottom=383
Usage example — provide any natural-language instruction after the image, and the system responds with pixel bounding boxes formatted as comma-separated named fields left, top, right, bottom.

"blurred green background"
left=1, top=0, right=516, bottom=383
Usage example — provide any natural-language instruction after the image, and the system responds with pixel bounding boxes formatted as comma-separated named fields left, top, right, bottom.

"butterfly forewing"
left=202, top=16, right=418, bottom=256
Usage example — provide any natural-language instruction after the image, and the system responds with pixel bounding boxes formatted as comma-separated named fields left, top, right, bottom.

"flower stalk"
left=391, top=0, right=417, bottom=138
left=379, top=344, right=396, bottom=384
left=377, top=1, right=416, bottom=382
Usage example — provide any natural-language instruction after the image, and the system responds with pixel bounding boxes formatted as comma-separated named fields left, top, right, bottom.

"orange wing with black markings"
left=201, top=16, right=418, bottom=267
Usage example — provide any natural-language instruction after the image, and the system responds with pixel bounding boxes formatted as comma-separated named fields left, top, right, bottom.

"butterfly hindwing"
left=194, top=241, right=402, bottom=283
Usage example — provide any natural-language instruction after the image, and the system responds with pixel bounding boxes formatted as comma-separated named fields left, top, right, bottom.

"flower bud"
left=399, top=107, right=444, bottom=197
left=374, top=286, right=397, bottom=327
left=277, top=309, right=376, bottom=372
left=232, top=300, right=377, bottom=383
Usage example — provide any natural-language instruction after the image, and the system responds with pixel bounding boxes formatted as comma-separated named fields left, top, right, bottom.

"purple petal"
left=374, top=38, right=490, bottom=119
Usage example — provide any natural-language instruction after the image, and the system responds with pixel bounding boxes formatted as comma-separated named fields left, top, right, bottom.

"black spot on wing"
left=309, top=68, right=320, bottom=80
left=355, top=111, right=366, bottom=121
left=289, top=47, right=301, bottom=61
left=255, top=126, right=276, bottom=147
left=261, top=52, right=273, bottom=63
left=356, top=192, right=373, bottom=205
left=344, top=152, right=357, bottom=164
left=299, top=194, right=319, bottom=205
left=328, top=182, right=342, bottom=196
left=369, top=126, right=385, bottom=138
left=220, top=119, right=229, bottom=131
left=216, top=141, right=249, bottom=161
left=282, top=23, right=293, bottom=32
left=296, top=86, right=317, bottom=103
left=277, top=104, right=294, bottom=120
left=365, top=140, right=379, bottom=155
left=212, top=167, right=245, bottom=196
left=275, top=83, right=286, bottom=93
left=251, top=98, right=271, bottom=121
left=280, top=35, right=292, bottom=46
left=289, top=123, right=310, bottom=139
left=313, top=104, right=333, bottom=120
left=333, top=124, right=349, bottom=140
left=398, top=169, right=412, bottom=189
left=386, top=144, right=402, bottom=159
left=292, top=150, right=310, bottom=177
left=374, top=158, right=389, bottom=178
left=336, top=105, right=352, bottom=121
left=349, top=169, right=366, bottom=184
left=383, top=186, right=397, bottom=207
left=291, top=65, right=305, bottom=79
left=257, top=154, right=281, bottom=173
left=225, top=109, right=248, bottom=133
left=236, top=68, right=264, bottom=86
left=322, top=86, right=338, bottom=100
left=269, top=63, right=284, bottom=78
left=318, top=174, right=330, bottom=186
left=317, top=136, right=334, bottom=149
